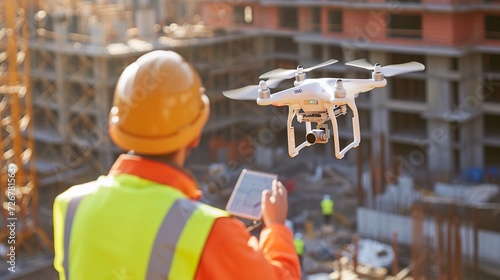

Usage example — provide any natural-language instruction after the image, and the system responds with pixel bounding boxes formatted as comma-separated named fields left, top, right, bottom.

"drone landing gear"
left=327, top=99, right=360, bottom=159
left=287, top=108, right=302, bottom=157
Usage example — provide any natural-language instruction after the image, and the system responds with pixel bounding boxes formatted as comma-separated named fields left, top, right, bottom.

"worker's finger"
left=262, top=189, right=272, bottom=206
left=271, top=179, right=278, bottom=195
left=276, top=181, right=286, bottom=196
left=262, top=181, right=287, bottom=225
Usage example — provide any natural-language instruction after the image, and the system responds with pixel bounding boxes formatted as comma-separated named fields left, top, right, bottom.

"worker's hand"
left=261, top=180, right=288, bottom=226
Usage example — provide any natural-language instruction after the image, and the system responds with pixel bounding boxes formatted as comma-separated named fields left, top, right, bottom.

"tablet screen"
left=225, top=169, right=278, bottom=220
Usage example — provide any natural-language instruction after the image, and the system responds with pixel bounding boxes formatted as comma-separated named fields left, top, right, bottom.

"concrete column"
left=459, top=54, right=483, bottom=169
left=369, top=51, right=389, bottom=166
left=55, top=51, right=68, bottom=144
left=135, top=8, right=156, bottom=38
left=426, top=56, right=453, bottom=178
left=53, top=16, right=68, bottom=46
left=90, top=20, right=105, bottom=46
left=157, top=0, right=167, bottom=25
left=322, top=45, right=329, bottom=62
left=94, top=57, right=114, bottom=170
left=298, top=42, right=312, bottom=62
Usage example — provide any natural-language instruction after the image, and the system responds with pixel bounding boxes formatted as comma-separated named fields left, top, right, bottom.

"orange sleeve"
left=195, top=217, right=301, bottom=280
left=259, top=223, right=301, bottom=278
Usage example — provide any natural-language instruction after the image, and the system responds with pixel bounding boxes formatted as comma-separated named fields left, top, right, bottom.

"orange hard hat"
left=109, top=50, right=209, bottom=155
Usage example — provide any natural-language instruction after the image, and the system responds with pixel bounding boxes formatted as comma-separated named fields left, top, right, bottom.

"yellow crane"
left=1, top=0, right=51, bottom=254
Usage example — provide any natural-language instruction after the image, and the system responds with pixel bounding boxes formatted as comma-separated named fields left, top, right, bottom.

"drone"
left=222, top=59, right=425, bottom=159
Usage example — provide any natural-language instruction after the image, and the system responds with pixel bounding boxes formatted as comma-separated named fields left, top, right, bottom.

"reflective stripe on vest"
left=63, top=194, right=86, bottom=280
left=55, top=174, right=228, bottom=280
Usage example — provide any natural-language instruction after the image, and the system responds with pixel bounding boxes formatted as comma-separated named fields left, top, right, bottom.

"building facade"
left=29, top=0, right=500, bottom=186
left=200, top=0, right=500, bottom=183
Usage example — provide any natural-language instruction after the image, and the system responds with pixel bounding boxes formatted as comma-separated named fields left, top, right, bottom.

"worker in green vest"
left=52, top=50, right=300, bottom=280
left=321, top=194, right=334, bottom=225
left=294, top=232, right=305, bottom=268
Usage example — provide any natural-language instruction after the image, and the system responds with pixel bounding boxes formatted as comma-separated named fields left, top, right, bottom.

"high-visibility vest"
left=53, top=174, right=229, bottom=280
left=321, top=198, right=334, bottom=215
left=294, top=238, right=305, bottom=256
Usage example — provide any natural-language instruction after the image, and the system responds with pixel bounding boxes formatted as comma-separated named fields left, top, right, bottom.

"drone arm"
left=327, top=99, right=360, bottom=159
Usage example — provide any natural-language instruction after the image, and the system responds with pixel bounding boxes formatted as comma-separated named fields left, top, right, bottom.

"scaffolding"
left=26, top=0, right=271, bottom=188
left=0, top=0, right=52, bottom=255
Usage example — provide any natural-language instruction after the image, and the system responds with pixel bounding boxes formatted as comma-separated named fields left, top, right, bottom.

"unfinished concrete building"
left=28, top=0, right=500, bottom=188
left=29, top=0, right=273, bottom=186
left=199, top=0, right=500, bottom=183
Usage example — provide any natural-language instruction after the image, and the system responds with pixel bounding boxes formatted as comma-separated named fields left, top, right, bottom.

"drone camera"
left=306, top=129, right=328, bottom=144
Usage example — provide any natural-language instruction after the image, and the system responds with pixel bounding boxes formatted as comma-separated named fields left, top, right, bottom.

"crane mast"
left=0, top=0, right=51, bottom=255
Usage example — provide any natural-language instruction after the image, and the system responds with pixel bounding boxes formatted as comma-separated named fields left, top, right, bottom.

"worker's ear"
left=188, top=136, right=201, bottom=148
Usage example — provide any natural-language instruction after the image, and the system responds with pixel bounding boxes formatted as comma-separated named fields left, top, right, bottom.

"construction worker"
left=321, top=194, right=334, bottom=225
left=294, top=232, right=305, bottom=269
left=53, top=50, right=300, bottom=280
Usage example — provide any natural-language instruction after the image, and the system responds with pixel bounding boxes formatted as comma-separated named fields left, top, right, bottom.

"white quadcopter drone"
left=222, top=59, right=425, bottom=159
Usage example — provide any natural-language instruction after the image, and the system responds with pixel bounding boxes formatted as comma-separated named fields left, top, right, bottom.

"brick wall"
left=453, top=12, right=481, bottom=46
left=298, top=7, right=312, bottom=32
left=343, top=10, right=368, bottom=38
left=422, top=12, right=484, bottom=47
left=339, top=10, right=387, bottom=42
left=423, top=12, right=454, bottom=45
left=256, top=6, right=279, bottom=30
left=200, top=2, right=232, bottom=29
left=200, top=3, right=500, bottom=50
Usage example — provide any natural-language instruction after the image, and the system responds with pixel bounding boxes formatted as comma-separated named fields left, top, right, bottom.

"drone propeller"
left=222, top=79, right=283, bottom=100
left=345, top=59, right=425, bottom=77
left=259, top=59, right=338, bottom=80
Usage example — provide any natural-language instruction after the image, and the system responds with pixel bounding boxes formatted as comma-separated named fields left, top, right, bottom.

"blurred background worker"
left=294, top=232, right=305, bottom=269
left=321, top=194, right=334, bottom=225
left=53, top=50, right=300, bottom=280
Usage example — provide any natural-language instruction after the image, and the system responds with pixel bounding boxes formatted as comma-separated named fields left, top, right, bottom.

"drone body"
left=223, top=59, right=425, bottom=159
left=256, top=78, right=387, bottom=108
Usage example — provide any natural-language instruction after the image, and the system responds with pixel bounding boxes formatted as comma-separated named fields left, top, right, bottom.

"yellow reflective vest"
left=53, top=174, right=228, bottom=280
left=321, top=198, right=334, bottom=215
left=293, top=238, right=305, bottom=256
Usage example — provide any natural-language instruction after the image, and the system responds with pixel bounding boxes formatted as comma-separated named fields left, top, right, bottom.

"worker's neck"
left=129, top=148, right=189, bottom=168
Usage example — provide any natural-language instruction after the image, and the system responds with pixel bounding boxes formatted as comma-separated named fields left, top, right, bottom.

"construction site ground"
left=2, top=159, right=499, bottom=280
left=1, top=158, right=360, bottom=280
